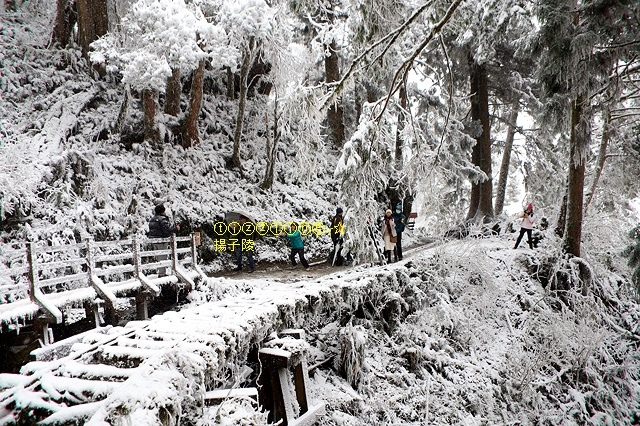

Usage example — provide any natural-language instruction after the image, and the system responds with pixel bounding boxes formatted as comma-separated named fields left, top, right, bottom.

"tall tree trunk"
left=165, top=67, right=181, bottom=117
left=466, top=144, right=480, bottom=221
left=584, top=108, right=611, bottom=214
left=467, top=58, right=493, bottom=222
left=230, top=38, right=254, bottom=169
left=76, top=0, right=108, bottom=59
left=115, top=85, right=130, bottom=133
left=261, top=96, right=279, bottom=190
left=395, top=74, right=408, bottom=168
left=555, top=189, right=568, bottom=237
left=226, top=67, right=235, bottom=100
left=325, top=40, right=345, bottom=148
left=182, top=60, right=205, bottom=148
left=494, top=101, right=519, bottom=215
left=143, top=88, right=160, bottom=146
left=53, top=0, right=75, bottom=47
left=562, top=96, right=588, bottom=257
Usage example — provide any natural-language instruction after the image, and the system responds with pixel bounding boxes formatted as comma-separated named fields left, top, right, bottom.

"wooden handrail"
left=1, top=233, right=204, bottom=337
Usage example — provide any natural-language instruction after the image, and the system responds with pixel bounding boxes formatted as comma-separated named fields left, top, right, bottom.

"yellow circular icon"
left=228, top=221, right=241, bottom=236
left=256, top=221, right=269, bottom=236
left=242, top=222, right=255, bottom=236
left=213, top=222, right=227, bottom=236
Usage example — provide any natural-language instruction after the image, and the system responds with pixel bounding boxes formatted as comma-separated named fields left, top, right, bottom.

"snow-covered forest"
left=1, top=0, right=640, bottom=424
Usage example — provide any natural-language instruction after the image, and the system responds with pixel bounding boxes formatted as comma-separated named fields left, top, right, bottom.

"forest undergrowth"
left=280, top=239, right=640, bottom=426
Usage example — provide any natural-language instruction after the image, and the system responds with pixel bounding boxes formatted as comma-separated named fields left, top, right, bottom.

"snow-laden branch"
left=319, top=0, right=447, bottom=112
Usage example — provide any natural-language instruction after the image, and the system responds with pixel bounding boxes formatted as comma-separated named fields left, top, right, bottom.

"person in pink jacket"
left=514, top=203, right=535, bottom=249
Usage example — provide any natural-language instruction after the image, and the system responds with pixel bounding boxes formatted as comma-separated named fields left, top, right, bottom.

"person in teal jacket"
left=281, top=222, right=310, bottom=270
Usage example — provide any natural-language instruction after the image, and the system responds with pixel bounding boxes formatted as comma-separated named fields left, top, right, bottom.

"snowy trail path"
left=0, top=237, right=523, bottom=424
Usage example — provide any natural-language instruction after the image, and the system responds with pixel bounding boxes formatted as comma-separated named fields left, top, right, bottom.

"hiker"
left=280, top=222, right=310, bottom=271
left=514, top=203, right=535, bottom=249
left=148, top=203, right=180, bottom=277
left=381, top=209, right=397, bottom=263
left=330, top=207, right=345, bottom=266
left=393, top=203, right=406, bottom=261
left=233, top=215, right=255, bottom=273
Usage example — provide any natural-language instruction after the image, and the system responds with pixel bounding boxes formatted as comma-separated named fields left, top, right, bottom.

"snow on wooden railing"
left=0, top=233, right=207, bottom=340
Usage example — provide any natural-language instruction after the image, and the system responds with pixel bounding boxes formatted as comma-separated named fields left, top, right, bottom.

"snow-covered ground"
left=1, top=236, right=638, bottom=425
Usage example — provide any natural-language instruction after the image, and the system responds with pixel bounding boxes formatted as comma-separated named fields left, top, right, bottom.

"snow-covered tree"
left=533, top=0, right=640, bottom=257
left=91, top=0, right=235, bottom=145
left=218, top=0, right=277, bottom=169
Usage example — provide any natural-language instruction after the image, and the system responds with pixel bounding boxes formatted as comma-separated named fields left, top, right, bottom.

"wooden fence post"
left=190, top=232, right=197, bottom=266
left=86, top=239, right=116, bottom=326
left=27, top=242, right=38, bottom=303
left=27, top=242, right=62, bottom=344
left=133, top=234, right=148, bottom=321
left=171, top=233, right=178, bottom=274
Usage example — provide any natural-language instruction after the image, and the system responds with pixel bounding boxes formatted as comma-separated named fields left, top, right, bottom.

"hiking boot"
left=234, top=266, right=242, bottom=272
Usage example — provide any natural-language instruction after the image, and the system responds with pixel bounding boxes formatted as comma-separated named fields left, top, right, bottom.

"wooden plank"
left=31, top=287, right=63, bottom=324
left=39, top=272, right=88, bottom=289
left=205, top=388, right=258, bottom=405
left=37, top=257, right=87, bottom=271
left=259, top=348, right=293, bottom=370
left=94, top=252, right=134, bottom=263
left=0, top=266, right=29, bottom=277
left=92, top=239, right=132, bottom=248
left=289, top=403, right=326, bottom=426
left=174, top=263, right=195, bottom=291
left=37, top=242, right=85, bottom=254
left=292, top=359, right=310, bottom=413
left=91, top=275, right=117, bottom=306
left=139, top=249, right=172, bottom=258
left=138, top=273, right=161, bottom=297
left=94, top=264, right=135, bottom=275
left=281, top=329, right=306, bottom=340
left=277, top=367, right=296, bottom=425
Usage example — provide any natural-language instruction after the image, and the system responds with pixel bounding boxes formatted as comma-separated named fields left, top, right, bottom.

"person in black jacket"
left=392, top=204, right=406, bottom=261
left=330, top=207, right=344, bottom=266
left=148, top=204, right=180, bottom=277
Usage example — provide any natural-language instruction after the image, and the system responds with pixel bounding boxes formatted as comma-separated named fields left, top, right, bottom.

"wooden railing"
left=0, top=233, right=206, bottom=343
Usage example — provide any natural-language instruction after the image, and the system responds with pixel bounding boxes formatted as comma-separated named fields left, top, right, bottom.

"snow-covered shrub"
left=623, top=223, right=640, bottom=294
left=336, top=322, right=367, bottom=390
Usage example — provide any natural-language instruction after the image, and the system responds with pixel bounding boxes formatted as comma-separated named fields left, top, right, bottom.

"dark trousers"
left=290, top=248, right=309, bottom=268
left=514, top=228, right=533, bottom=249
left=394, top=232, right=403, bottom=261
left=235, top=247, right=255, bottom=270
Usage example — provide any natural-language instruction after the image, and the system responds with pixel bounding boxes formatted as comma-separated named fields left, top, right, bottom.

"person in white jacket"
left=514, top=203, right=535, bottom=249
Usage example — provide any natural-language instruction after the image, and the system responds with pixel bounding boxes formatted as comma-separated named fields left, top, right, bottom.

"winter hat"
left=386, top=209, right=392, bottom=215
left=155, top=204, right=165, bottom=215
left=336, top=207, right=343, bottom=214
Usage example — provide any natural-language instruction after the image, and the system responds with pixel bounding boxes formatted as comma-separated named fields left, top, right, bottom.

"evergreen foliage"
left=625, top=224, right=640, bottom=293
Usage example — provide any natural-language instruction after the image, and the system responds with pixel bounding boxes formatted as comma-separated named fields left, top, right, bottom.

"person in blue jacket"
left=281, top=222, right=310, bottom=271
left=393, top=203, right=406, bottom=261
